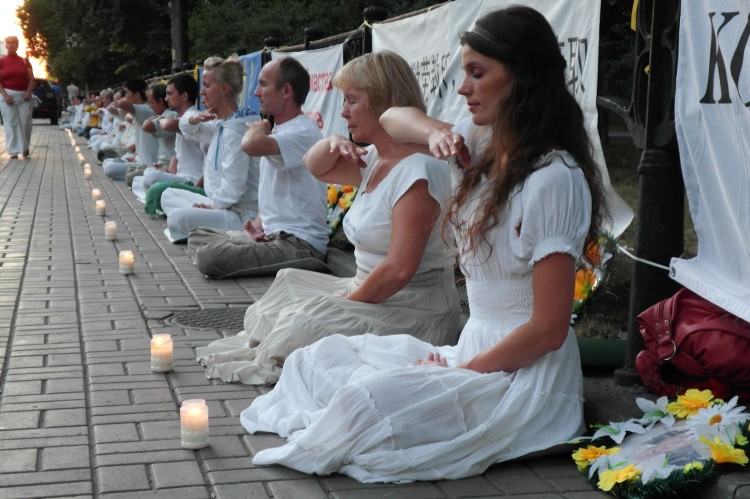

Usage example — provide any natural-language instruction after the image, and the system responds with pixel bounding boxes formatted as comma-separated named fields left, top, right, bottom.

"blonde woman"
left=161, top=55, right=260, bottom=241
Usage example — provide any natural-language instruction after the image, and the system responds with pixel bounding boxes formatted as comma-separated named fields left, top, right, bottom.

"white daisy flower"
left=685, top=396, right=748, bottom=440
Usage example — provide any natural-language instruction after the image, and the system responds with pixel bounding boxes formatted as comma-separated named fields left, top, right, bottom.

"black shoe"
left=23, top=150, right=30, bottom=158
left=10, top=154, right=18, bottom=159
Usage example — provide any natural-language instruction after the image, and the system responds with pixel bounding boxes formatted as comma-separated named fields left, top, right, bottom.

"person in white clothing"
left=137, top=74, right=204, bottom=193
left=187, top=57, right=328, bottom=278
left=241, top=5, right=608, bottom=483
left=102, top=78, right=161, bottom=179
left=160, top=55, right=260, bottom=242
left=194, top=50, right=460, bottom=385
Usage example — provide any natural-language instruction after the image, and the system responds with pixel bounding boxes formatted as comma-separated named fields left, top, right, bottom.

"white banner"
left=272, top=45, right=348, bottom=139
left=671, top=1, right=750, bottom=321
left=371, top=0, right=633, bottom=237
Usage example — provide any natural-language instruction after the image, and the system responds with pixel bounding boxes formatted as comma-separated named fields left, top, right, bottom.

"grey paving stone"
left=485, top=464, right=557, bottom=495
left=93, top=423, right=140, bottom=444
left=46, top=378, right=85, bottom=393
left=207, top=467, right=308, bottom=485
left=0, top=481, right=93, bottom=499
left=0, top=410, right=40, bottom=429
left=87, top=363, right=126, bottom=376
left=89, top=389, right=131, bottom=407
left=132, top=388, right=176, bottom=404
left=95, top=450, right=197, bottom=466
left=0, top=468, right=90, bottom=487
left=44, top=408, right=87, bottom=427
left=98, top=486, right=210, bottom=499
left=96, top=464, right=150, bottom=493
left=0, top=448, right=37, bottom=473
left=213, top=483, right=270, bottom=499
left=152, top=461, right=205, bottom=488
left=328, top=484, right=446, bottom=499
left=1, top=380, right=42, bottom=395
left=40, top=445, right=91, bottom=470
left=433, top=476, right=503, bottom=497
left=268, top=479, right=328, bottom=499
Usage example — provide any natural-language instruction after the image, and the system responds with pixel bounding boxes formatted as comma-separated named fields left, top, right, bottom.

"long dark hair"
left=450, top=5, right=607, bottom=263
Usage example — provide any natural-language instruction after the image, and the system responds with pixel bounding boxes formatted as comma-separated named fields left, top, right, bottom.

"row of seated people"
left=80, top=5, right=601, bottom=484
left=87, top=53, right=461, bottom=386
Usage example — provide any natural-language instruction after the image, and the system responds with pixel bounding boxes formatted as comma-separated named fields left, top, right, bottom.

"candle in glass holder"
left=119, top=250, right=134, bottom=274
left=91, top=188, right=101, bottom=201
left=104, top=221, right=118, bottom=240
left=150, top=334, right=173, bottom=372
left=74, top=146, right=81, bottom=153
left=181, top=399, right=209, bottom=449
left=95, top=200, right=106, bottom=216
left=78, top=154, right=86, bottom=166
left=83, top=167, right=92, bottom=179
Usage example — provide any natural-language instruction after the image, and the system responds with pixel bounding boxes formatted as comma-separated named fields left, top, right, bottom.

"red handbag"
left=635, top=288, right=750, bottom=399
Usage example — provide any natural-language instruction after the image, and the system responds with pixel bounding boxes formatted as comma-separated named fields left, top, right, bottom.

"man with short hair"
left=187, top=57, right=329, bottom=278
left=132, top=74, right=205, bottom=201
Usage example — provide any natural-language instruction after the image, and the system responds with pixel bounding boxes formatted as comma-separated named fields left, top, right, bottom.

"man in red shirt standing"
left=0, top=36, right=35, bottom=159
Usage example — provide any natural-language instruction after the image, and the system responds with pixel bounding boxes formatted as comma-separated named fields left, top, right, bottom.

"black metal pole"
left=614, top=0, right=684, bottom=385
left=170, top=0, right=189, bottom=69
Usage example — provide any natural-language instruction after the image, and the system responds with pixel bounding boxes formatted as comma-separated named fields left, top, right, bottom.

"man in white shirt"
left=188, top=57, right=329, bottom=278
left=131, top=74, right=205, bottom=201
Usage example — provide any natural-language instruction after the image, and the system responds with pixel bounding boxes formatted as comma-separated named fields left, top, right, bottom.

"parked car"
left=32, top=78, right=58, bottom=125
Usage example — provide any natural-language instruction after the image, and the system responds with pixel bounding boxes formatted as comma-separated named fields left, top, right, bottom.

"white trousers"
left=161, top=188, right=245, bottom=241
left=0, top=89, right=34, bottom=155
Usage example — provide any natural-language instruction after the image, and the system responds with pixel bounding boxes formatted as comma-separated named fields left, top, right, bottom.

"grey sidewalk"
left=0, top=123, right=745, bottom=498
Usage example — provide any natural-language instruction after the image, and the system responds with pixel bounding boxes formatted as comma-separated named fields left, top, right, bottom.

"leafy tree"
left=18, top=0, right=172, bottom=89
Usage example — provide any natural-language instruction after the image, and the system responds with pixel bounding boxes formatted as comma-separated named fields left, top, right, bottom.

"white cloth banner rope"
left=371, top=0, right=634, bottom=237
left=272, top=45, right=348, bottom=139
left=672, top=1, right=750, bottom=322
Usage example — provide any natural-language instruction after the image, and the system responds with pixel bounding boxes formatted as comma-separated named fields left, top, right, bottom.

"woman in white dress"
left=240, top=6, right=608, bottom=482
left=195, top=51, right=460, bottom=385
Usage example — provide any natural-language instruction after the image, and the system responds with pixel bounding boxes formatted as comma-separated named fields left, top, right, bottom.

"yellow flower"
left=667, top=389, right=714, bottom=418
left=700, top=436, right=749, bottom=465
left=572, top=446, right=620, bottom=472
left=597, top=464, right=641, bottom=492
left=574, top=268, right=597, bottom=301
left=684, top=461, right=704, bottom=473
left=327, top=185, right=339, bottom=205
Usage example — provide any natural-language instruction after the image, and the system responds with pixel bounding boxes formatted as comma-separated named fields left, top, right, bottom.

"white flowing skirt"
left=241, top=327, right=585, bottom=483
left=196, top=267, right=460, bottom=385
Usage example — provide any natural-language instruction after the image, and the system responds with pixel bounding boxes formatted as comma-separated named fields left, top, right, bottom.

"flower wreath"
left=572, top=389, right=750, bottom=498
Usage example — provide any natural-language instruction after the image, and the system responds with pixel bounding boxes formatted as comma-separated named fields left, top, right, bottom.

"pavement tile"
left=152, top=461, right=205, bottom=488
left=213, top=483, right=270, bottom=499
left=46, top=377, right=85, bottom=393
left=0, top=448, right=37, bottom=473
left=95, top=449, right=196, bottom=466
left=96, top=465, right=150, bottom=493
left=93, top=422, right=140, bottom=444
left=0, top=468, right=90, bottom=487
left=0, top=410, right=41, bottom=429
left=268, top=479, right=328, bottom=499
left=0, top=482, right=93, bottom=498
left=328, top=484, right=446, bottom=499
left=44, top=408, right=87, bottom=427
left=40, top=445, right=91, bottom=470
left=1, top=380, right=42, bottom=396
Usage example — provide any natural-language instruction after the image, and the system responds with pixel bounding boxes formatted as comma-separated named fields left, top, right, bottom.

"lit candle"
left=74, top=146, right=81, bottom=153
left=95, top=200, right=106, bottom=216
left=91, top=188, right=101, bottom=201
left=119, top=250, right=134, bottom=274
left=150, top=334, right=173, bottom=372
left=83, top=167, right=92, bottom=179
left=104, top=221, right=118, bottom=241
left=180, top=399, right=209, bottom=449
left=78, top=154, right=86, bottom=165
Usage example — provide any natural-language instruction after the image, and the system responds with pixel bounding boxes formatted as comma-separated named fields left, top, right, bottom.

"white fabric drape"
left=672, top=1, right=750, bottom=322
